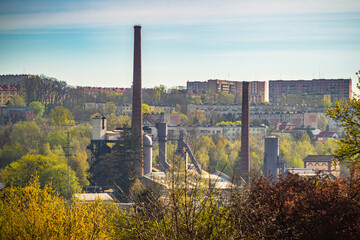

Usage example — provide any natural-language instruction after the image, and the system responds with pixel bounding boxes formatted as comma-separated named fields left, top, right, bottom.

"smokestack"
left=264, top=136, right=279, bottom=179
left=158, top=122, right=170, bottom=171
left=131, top=25, right=143, bottom=175
left=132, top=25, right=142, bottom=136
left=234, top=81, right=250, bottom=184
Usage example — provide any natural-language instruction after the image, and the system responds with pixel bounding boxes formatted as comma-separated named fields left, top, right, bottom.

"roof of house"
left=317, top=131, right=337, bottom=138
left=303, top=155, right=334, bottom=162
left=0, top=84, right=20, bottom=91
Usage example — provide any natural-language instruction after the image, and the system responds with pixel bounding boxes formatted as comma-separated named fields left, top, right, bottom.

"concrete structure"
left=143, top=135, right=153, bottom=175
left=269, top=79, right=352, bottom=103
left=284, top=93, right=331, bottom=106
left=92, top=116, right=107, bottom=140
left=187, top=80, right=266, bottom=103
left=187, top=104, right=322, bottom=129
left=263, top=136, right=280, bottom=178
left=303, top=155, right=340, bottom=178
left=158, top=122, right=170, bottom=171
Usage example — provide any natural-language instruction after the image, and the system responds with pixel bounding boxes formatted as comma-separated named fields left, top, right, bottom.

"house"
left=316, top=131, right=338, bottom=143
left=303, top=155, right=340, bottom=178
left=275, top=122, right=296, bottom=131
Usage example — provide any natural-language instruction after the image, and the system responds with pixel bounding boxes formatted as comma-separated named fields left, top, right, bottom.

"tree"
left=10, top=121, right=44, bottom=153
left=217, top=91, right=235, bottom=105
left=153, top=85, right=166, bottom=105
left=29, top=101, right=45, bottom=117
left=318, top=114, right=329, bottom=132
left=326, top=71, right=360, bottom=163
left=0, top=177, right=111, bottom=239
left=142, top=103, right=151, bottom=114
left=104, top=101, right=116, bottom=115
left=90, top=129, right=142, bottom=198
left=7, top=95, right=26, bottom=106
left=49, top=106, right=75, bottom=129
left=3, top=154, right=80, bottom=198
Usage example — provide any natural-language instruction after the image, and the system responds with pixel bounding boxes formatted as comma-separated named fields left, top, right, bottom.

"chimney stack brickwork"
left=131, top=25, right=143, bottom=175
left=234, top=81, right=250, bottom=184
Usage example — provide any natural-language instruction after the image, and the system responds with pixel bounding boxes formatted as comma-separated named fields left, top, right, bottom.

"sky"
left=0, top=0, right=359, bottom=92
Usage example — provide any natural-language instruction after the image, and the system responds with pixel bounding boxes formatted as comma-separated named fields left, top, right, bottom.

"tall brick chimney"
left=131, top=25, right=143, bottom=175
left=234, top=81, right=250, bottom=184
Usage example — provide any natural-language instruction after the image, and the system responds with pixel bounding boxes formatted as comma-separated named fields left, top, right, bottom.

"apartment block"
left=269, top=79, right=352, bottom=104
left=187, top=79, right=266, bottom=103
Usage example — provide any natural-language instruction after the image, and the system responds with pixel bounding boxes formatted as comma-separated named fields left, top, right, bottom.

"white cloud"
left=0, top=0, right=359, bottom=30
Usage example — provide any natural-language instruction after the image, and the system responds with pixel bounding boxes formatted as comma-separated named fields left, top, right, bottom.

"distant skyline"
left=0, top=0, right=359, bottom=93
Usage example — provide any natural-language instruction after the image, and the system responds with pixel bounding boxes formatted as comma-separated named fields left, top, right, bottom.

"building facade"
left=0, top=84, right=20, bottom=105
left=269, top=79, right=352, bottom=104
left=187, top=80, right=266, bottom=103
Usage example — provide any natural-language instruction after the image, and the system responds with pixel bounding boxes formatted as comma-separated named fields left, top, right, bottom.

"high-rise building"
left=187, top=79, right=266, bottom=103
left=269, top=79, right=352, bottom=104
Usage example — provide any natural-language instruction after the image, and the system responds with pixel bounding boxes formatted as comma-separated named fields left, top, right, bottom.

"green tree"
left=326, top=71, right=360, bottom=164
left=142, top=103, right=151, bottom=114
left=7, top=95, right=26, bottom=106
left=29, top=101, right=45, bottom=117
left=90, top=129, right=142, bottom=198
left=318, top=114, right=329, bottom=132
left=0, top=177, right=111, bottom=239
left=49, top=106, right=75, bottom=129
left=3, top=154, right=80, bottom=198
left=153, top=85, right=166, bottom=105
left=10, top=121, right=44, bottom=153
left=217, top=91, right=235, bottom=105
left=104, top=101, right=116, bottom=115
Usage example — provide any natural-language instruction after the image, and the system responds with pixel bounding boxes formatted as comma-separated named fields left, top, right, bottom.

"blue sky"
left=0, top=0, right=359, bottom=92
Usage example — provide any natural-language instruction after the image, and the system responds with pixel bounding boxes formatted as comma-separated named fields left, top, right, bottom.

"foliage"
left=2, top=154, right=80, bottom=198
left=29, top=101, right=45, bottom=117
left=142, top=103, right=151, bottom=114
left=105, top=113, right=131, bottom=131
left=326, top=72, right=360, bottom=163
left=230, top=174, right=360, bottom=239
left=90, top=129, right=142, bottom=198
left=152, top=85, right=166, bottom=105
left=216, top=120, right=242, bottom=126
left=10, top=120, right=44, bottom=153
left=217, top=91, right=235, bottom=105
left=20, top=75, right=67, bottom=107
left=113, top=171, right=232, bottom=239
left=277, top=133, right=316, bottom=168
left=104, top=101, right=116, bottom=115
left=49, top=106, right=75, bottom=129
left=7, top=94, right=26, bottom=106
left=318, top=114, right=329, bottom=132
left=0, top=177, right=112, bottom=239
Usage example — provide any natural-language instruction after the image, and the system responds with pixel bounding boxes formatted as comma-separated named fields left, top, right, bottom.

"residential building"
left=0, top=74, right=29, bottom=85
left=2, top=106, right=33, bottom=123
left=316, top=131, right=339, bottom=143
left=0, top=84, right=20, bottom=105
left=163, top=124, right=266, bottom=142
left=187, top=80, right=266, bottom=103
left=303, top=155, right=340, bottom=178
left=269, top=79, right=352, bottom=103
left=187, top=104, right=321, bottom=128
